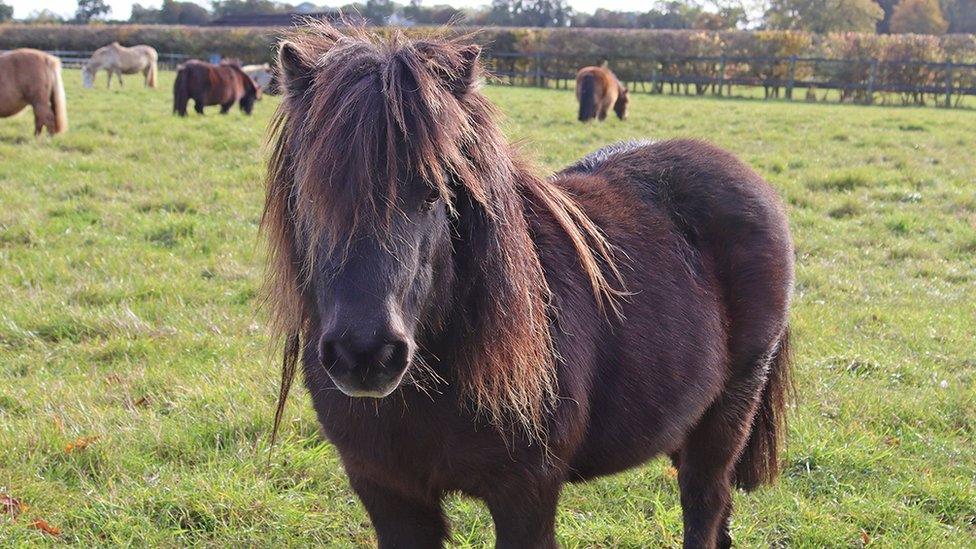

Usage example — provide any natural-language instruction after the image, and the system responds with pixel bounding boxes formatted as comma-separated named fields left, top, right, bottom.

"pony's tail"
left=147, top=59, right=158, bottom=88
left=735, top=327, right=792, bottom=492
left=577, top=73, right=596, bottom=122
left=50, top=58, right=68, bottom=135
left=173, top=68, right=188, bottom=116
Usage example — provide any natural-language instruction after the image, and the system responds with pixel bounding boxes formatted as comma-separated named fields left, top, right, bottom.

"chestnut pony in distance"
left=576, top=62, right=629, bottom=122
left=172, top=60, right=260, bottom=116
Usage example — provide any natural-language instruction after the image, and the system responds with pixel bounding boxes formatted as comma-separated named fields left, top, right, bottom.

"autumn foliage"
left=890, top=0, right=950, bottom=35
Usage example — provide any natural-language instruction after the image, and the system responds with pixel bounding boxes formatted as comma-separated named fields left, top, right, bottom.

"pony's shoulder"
left=559, top=140, right=655, bottom=176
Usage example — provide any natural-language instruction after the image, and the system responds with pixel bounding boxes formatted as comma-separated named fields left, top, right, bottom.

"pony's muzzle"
left=319, top=332, right=411, bottom=398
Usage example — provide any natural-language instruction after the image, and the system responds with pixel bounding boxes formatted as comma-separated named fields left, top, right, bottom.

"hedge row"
left=0, top=24, right=280, bottom=61
left=2, top=24, right=975, bottom=65
left=2, top=24, right=974, bottom=103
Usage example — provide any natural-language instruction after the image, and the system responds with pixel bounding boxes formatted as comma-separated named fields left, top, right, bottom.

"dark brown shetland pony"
left=172, top=60, right=260, bottom=116
left=576, top=63, right=629, bottom=122
left=264, top=23, right=793, bottom=549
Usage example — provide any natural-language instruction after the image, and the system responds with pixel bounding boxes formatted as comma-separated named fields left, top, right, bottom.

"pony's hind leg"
left=675, top=395, right=749, bottom=549
left=194, top=99, right=205, bottom=115
left=349, top=476, right=447, bottom=549
left=219, top=101, right=234, bottom=114
left=31, top=102, right=55, bottom=136
left=676, top=340, right=783, bottom=549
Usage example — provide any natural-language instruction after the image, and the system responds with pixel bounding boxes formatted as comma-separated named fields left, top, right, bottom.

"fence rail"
left=1, top=49, right=190, bottom=70
left=482, top=52, right=976, bottom=107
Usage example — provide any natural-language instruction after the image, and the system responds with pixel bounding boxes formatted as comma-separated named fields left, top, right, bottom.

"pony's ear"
left=277, top=41, right=314, bottom=96
left=447, top=44, right=481, bottom=97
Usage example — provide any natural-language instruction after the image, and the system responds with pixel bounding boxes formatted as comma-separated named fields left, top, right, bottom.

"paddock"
left=0, top=69, right=973, bottom=546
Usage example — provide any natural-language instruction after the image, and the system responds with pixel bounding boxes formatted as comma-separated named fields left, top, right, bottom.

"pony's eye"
left=423, top=187, right=440, bottom=209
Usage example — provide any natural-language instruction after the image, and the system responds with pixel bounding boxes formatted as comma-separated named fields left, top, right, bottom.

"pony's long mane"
left=263, top=23, right=620, bottom=442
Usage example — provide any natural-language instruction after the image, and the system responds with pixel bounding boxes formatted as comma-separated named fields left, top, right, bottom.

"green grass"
left=1, top=70, right=975, bottom=547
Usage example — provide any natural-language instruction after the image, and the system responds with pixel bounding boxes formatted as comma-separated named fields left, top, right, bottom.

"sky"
left=8, top=0, right=656, bottom=20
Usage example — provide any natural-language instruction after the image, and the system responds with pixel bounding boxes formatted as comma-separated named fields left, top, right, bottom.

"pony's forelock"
left=263, top=22, right=621, bottom=443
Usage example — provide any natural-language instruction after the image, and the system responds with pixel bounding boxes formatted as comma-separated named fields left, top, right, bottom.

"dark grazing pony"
left=264, top=24, right=793, bottom=549
left=576, top=63, right=629, bottom=122
left=173, top=60, right=260, bottom=117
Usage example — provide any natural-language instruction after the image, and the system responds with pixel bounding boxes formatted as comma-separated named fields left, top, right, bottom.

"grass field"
left=1, top=69, right=974, bottom=547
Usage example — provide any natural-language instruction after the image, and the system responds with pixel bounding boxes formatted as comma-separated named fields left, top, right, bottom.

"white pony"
left=82, top=42, right=158, bottom=89
left=242, top=63, right=277, bottom=93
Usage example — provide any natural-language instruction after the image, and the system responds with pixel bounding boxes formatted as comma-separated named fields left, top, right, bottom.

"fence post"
left=866, top=60, right=878, bottom=105
left=718, top=55, right=726, bottom=97
left=651, top=65, right=658, bottom=94
left=534, top=52, right=543, bottom=88
left=786, top=55, right=797, bottom=100
left=945, top=60, right=954, bottom=108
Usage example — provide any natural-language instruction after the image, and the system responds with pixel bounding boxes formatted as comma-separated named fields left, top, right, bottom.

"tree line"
left=0, top=0, right=974, bottom=35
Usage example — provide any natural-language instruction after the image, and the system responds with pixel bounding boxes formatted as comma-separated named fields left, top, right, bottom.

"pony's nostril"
left=384, top=340, right=409, bottom=371
left=321, top=335, right=410, bottom=372
left=319, top=338, right=338, bottom=368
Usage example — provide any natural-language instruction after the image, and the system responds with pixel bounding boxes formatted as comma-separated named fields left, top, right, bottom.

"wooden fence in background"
left=22, top=49, right=976, bottom=108
left=483, top=52, right=976, bottom=107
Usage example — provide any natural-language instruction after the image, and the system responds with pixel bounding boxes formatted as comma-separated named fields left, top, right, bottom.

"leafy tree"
left=25, top=8, right=66, bottom=22
left=764, top=0, right=883, bottom=33
left=130, top=3, right=161, bottom=22
left=402, top=1, right=464, bottom=25
left=173, top=1, right=211, bottom=23
left=0, top=1, right=13, bottom=23
left=135, top=0, right=210, bottom=24
left=211, top=0, right=289, bottom=17
left=890, top=0, right=948, bottom=33
left=941, top=0, right=976, bottom=33
left=483, top=0, right=515, bottom=25
left=874, top=0, right=899, bottom=33
left=75, top=0, right=111, bottom=22
left=570, top=1, right=744, bottom=30
left=644, top=1, right=698, bottom=28
left=572, top=8, right=639, bottom=28
left=360, top=0, right=394, bottom=24
left=519, top=0, right=573, bottom=27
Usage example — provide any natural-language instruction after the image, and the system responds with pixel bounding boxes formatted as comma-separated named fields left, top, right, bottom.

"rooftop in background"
left=206, top=11, right=344, bottom=27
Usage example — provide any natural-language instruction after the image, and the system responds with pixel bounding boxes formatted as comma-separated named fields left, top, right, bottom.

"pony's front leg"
left=486, top=478, right=561, bottom=549
left=117, top=71, right=124, bottom=88
left=350, top=476, right=448, bottom=549
left=106, top=70, right=112, bottom=89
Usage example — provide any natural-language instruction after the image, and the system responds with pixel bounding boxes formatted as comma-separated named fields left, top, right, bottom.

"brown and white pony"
left=576, top=62, right=629, bottom=122
left=264, top=24, right=793, bottom=549
left=172, top=60, right=261, bottom=116
left=82, top=42, right=158, bottom=89
left=0, top=49, right=67, bottom=136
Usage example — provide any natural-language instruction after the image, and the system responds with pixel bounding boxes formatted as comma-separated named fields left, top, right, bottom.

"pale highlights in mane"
left=262, top=23, right=622, bottom=443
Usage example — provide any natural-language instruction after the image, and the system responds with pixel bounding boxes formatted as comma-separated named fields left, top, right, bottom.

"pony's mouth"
left=327, top=366, right=410, bottom=399
left=320, top=337, right=413, bottom=399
